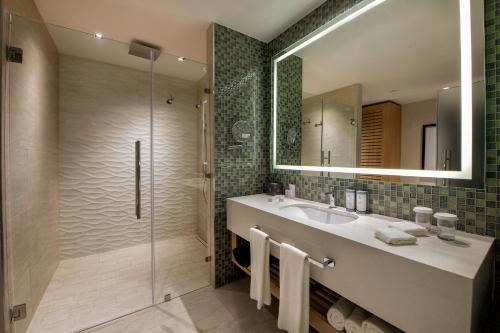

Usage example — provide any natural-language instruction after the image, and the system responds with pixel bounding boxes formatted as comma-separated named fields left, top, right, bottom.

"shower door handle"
left=135, top=141, right=141, bottom=219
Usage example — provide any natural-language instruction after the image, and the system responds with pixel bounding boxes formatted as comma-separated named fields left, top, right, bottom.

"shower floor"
left=26, top=235, right=210, bottom=333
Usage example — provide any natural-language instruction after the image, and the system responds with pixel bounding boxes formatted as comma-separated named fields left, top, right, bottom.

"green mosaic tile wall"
left=213, top=24, right=270, bottom=286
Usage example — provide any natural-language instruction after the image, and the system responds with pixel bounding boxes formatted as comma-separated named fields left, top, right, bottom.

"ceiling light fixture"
left=94, top=33, right=103, bottom=39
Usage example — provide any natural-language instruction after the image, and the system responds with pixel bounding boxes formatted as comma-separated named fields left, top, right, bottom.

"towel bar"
left=253, top=226, right=335, bottom=269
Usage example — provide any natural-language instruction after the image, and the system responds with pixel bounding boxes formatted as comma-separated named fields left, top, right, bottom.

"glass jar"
left=413, top=206, right=433, bottom=229
left=434, top=212, right=458, bottom=241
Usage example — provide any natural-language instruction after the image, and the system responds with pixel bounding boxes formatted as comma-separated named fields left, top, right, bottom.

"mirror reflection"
left=275, top=0, right=485, bottom=185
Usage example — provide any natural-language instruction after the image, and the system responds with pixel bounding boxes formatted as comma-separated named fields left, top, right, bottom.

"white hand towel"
left=249, top=228, right=271, bottom=309
left=326, top=297, right=355, bottom=331
left=374, top=227, right=417, bottom=245
left=388, top=221, right=427, bottom=237
left=362, top=315, right=400, bottom=333
left=278, top=243, right=310, bottom=333
left=345, top=307, right=369, bottom=333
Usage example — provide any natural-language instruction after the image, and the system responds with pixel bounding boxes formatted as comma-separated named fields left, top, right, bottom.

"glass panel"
left=6, top=14, right=153, bottom=333
left=152, top=52, right=211, bottom=303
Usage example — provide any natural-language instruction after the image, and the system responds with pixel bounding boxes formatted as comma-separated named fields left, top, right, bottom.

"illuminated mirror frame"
left=272, top=0, right=473, bottom=179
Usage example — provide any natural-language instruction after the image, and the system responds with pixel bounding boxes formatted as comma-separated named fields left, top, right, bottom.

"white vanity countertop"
left=228, top=194, right=494, bottom=280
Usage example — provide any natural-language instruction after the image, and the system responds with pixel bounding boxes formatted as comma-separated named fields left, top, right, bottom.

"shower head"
left=128, top=40, right=161, bottom=61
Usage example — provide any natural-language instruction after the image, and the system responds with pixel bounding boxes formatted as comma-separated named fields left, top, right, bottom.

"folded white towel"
left=326, top=298, right=355, bottom=331
left=362, top=315, right=400, bottom=333
left=389, top=221, right=427, bottom=237
left=375, top=227, right=417, bottom=245
left=278, top=243, right=310, bottom=333
left=345, top=307, right=369, bottom=333
left=249, top=228, right=271, bottom=309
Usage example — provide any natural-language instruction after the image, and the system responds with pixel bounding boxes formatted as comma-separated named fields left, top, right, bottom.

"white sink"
left=279, top=203, right=358, bottom=224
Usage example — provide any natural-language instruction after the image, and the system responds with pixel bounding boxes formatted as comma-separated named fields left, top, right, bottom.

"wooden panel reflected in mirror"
left=360, top=101, right=400, bottom=182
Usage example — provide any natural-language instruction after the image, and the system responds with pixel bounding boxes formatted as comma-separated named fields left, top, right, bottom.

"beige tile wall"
left=5, top=13, right=60, bottom=333
left=58, top=55, right=201, bottom=258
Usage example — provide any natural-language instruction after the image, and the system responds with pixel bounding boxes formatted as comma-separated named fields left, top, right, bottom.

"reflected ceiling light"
left=177, top=57, right=186, bottom=62
left=94, top=33, right=103, bottom=39
left=443, top=86, right=451, bottom=90
left=275, top=0, right=387, bottom=62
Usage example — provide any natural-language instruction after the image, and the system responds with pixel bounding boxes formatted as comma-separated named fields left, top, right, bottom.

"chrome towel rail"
left=253, top=226, right=335, bottom=269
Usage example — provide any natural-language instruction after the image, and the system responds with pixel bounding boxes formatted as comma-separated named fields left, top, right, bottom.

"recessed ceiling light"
left=94, top=33, right=103, bottom=39
left=443, top=86, right=450, bottom=90
left=177, top=57, right=186, bottom=62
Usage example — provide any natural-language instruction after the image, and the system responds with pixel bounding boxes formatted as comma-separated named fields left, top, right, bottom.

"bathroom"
left=0, top=0, right=498, bottom=332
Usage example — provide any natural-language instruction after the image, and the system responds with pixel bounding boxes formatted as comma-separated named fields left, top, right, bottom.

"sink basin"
left=279, top=204, right=358, bottom=225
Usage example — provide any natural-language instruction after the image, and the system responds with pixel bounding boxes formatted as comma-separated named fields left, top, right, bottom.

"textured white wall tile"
left=59, top=55, right=201, bottom=258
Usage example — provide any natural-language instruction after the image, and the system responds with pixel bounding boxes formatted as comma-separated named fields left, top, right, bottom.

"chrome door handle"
left=135, top=140, right=141, bottom=219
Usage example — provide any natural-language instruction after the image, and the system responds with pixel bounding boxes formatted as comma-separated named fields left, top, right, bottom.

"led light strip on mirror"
left=272, top=0, right=473, bottom=179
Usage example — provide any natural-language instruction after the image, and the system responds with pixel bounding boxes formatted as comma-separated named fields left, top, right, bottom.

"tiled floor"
left=83, top=278, right=282, bottom=333
left=27, top=235, right=210, bottom=333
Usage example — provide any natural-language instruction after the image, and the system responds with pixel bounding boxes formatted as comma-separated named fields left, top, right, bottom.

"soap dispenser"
left=356, top=190, right=368, bottom=213
left=346, top=189, right=356, bottom=212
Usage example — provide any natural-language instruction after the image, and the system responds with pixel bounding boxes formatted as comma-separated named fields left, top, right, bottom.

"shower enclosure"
left=3, top=13, right=212, bottom=333
left=301, top=89, right=360, bottom=177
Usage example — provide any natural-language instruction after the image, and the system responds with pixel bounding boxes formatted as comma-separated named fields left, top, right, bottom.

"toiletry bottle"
left=356, top=190, right=368, bottom=213
left=346, top=189, right=356, bottom=212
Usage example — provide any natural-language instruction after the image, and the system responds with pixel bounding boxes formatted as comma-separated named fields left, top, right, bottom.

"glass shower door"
left=5, top=14, right=154, bottom=333
left=152, top=53, right=211, bottom=303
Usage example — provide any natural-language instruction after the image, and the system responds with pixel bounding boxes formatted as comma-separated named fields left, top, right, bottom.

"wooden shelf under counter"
left=230, top=233, right=342, bottom=333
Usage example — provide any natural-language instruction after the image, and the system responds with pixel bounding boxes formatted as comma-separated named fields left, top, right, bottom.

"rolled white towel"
left=388, top=221, right=427, bottom=237
left=345, top=307, right=369, bottom=333
left=362, top=315, right=400, bottom=333
left=326, top=298, right=355, bottom=331
left=374, top=227, right=417, bottom=245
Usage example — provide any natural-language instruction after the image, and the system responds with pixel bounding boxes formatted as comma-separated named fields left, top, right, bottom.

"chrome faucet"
left=325, top=187, right=336, bottom=208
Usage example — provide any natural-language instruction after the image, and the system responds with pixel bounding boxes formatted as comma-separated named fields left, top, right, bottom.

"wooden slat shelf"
left=230, top=233, right=342, bottom=333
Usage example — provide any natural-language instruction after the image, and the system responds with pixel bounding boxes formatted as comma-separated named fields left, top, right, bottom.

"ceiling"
left=33, top=0, right=326, bottom=64
left=45, top=23, right=207, bottom=82
left=295, top=0, right=484, bottom=105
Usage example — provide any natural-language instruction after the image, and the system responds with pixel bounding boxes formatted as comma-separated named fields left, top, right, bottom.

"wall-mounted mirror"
left=273, top=0, right=485, bottom=186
